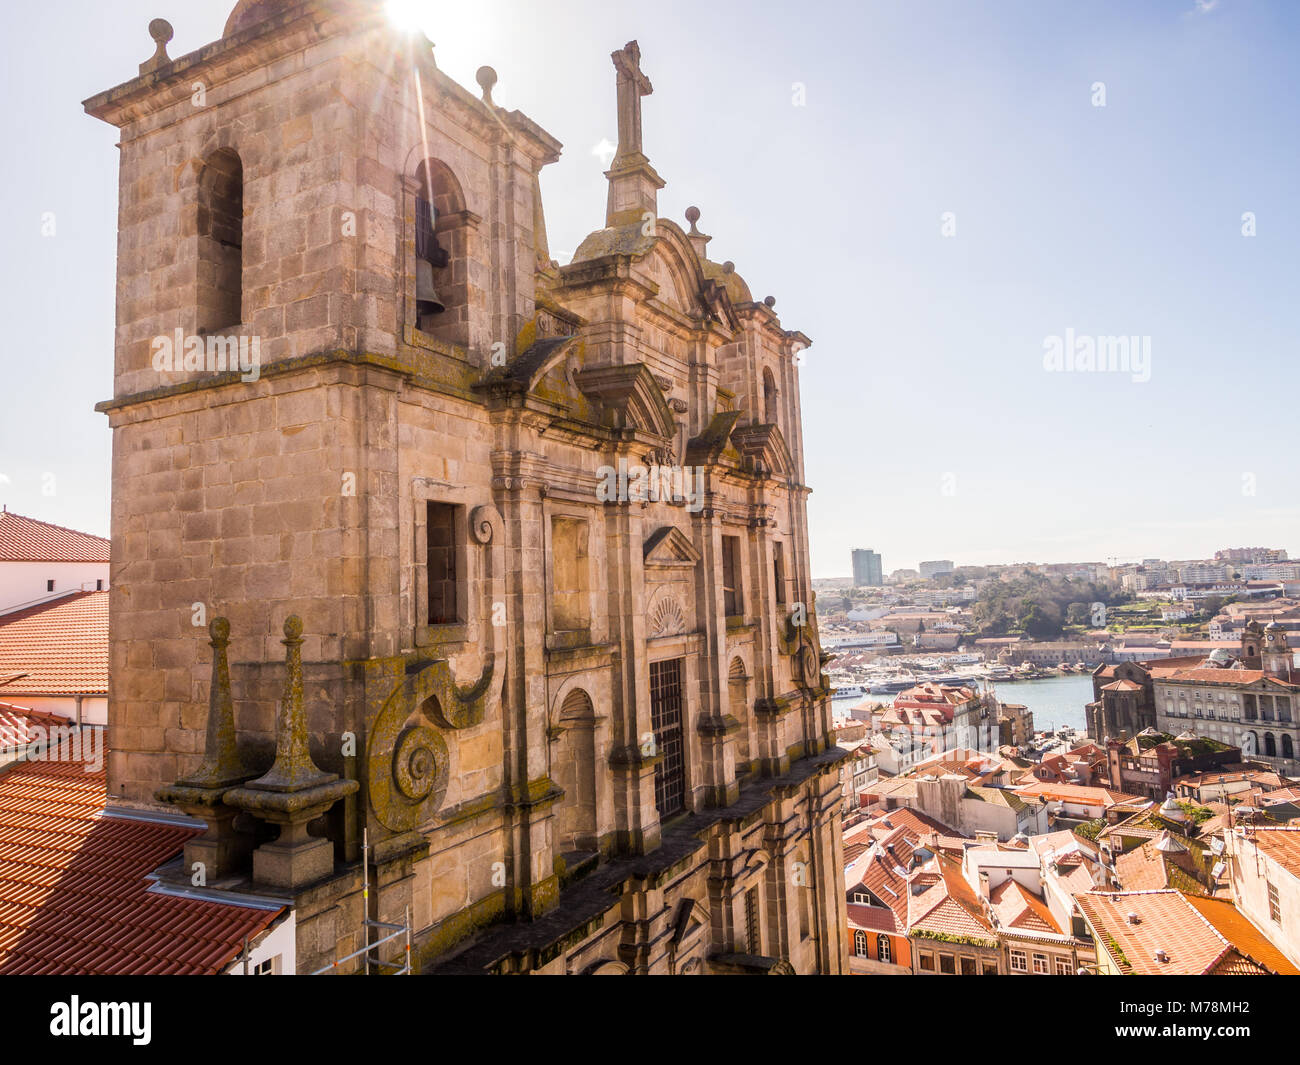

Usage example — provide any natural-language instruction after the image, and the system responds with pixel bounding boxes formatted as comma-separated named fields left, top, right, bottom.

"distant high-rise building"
left=919, top=560, right=955, bottom=580
left=852, top=549, right=883, bottom=587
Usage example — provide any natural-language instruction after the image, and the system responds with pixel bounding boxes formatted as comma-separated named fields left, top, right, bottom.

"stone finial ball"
left=764, top=296, right=776, bottom=308
left=283, top=615, right=304, bottom=639
left=210, top=617, right=231, bottom=641
left=476, top=66, right=498, bottom=94
left=685, top=206, right=701, bottom=225
left=149, top=18, right=174, bottom=44
left=722, top=261, right=735, bottom=274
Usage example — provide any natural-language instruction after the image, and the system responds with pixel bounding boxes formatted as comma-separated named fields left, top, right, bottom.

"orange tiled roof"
left=908, top=851, right=997, bottom=942
left=848, top=902, right=900, bottom=934
left=1249, top=827, right=1300, bottom=877
left=1077, top=890, right=1270, bottom=975
left=0, top=591, right=108, bottom=696
left=1184, top=896, right=1300, bottom=975
left=873, top=806, right=962, bottom=839
left=844, top=825, right=917, bottom=926
left=0, top=512, right=109, bottom=563
left=1013, top=780, right=1144, bottom=807
left=989, top=879, right=1062, bottom=934
left=1163, top=667, right=1299, bottom=688
left=0, top=737, right=284, bottom=975
left=0, top=702, right=68, bottom=751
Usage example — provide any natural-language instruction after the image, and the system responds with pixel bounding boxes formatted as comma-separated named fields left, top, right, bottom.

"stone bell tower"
left=1262, top=620, right=1293, bottom=678
left=86, top=0, right=559, bottom=969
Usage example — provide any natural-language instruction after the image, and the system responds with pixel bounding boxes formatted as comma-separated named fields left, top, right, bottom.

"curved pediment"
left=729, top=422, right=795, bottom=478
left=644, top=221, right=709, bottom=318
left=574, top=362, right=676, bottom=439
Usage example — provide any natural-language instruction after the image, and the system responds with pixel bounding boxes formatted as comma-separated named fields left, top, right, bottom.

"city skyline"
left=2, top=0, right=1297, bottom=578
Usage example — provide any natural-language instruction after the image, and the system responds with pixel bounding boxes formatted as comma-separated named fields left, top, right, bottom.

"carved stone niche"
left=643, top=526, right=700, bottom=638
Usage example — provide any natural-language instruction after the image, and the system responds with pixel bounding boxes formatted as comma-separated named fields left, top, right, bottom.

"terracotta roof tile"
left=1014, top=780, right=1144, bottom=807
left=1184, top=895, right=1300, bottom=975
left=0, top=703, right=68, bottom=752
left=1248, top=826, right=1300, bottom=877
left=0, top=737, right=284, bottom=975
left=989, top=879, right=1062, bottom=934
left=1077, top=890, right=1269, bottom=975
left=0, top=513, right=109, bottom=564
left=907, top=852, right=997, bottom=942
left=847, top=902, right=900, bottom=934
left=0, top=592, right=108, bottom=696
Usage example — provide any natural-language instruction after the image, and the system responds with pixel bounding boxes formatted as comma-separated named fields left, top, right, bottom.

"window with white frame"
left=1009, top=949, right=1027, bottom=972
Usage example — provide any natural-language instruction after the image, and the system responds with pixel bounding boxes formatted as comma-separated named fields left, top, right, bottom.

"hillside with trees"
left=969, top=571, right=1131, bottom=639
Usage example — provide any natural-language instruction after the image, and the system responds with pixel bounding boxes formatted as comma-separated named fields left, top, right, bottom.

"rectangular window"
left=650, top=658, right=686, bottom=818
left=745, top=887, right=760, bottom=954
left=1269, top=882, right=1282, bottom=924
left=550, top=516, right=591, bottom=633
left=938, top=954, right=956, bottom=975
left=46, top=579, right=55, bottom=592
left=96, top=579, right=104, bottom=590
left=1009, top=949, right=1027, bottom=972
left=1055, top=957, right=1073, bottom=975
left=773, top=541, right=787, bottom=606
left=959, top=956, right=977, bottom=976
left=918, top=953, right=935, bottom=972
left=1032, top=953, right=1049, bottom=974
left=982, top=962, right=999, bottom=976
left=425, top=502, right=459, bottom=625
left=722, top=535, right=743, bottom=617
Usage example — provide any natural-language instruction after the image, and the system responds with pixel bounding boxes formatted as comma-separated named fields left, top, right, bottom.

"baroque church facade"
left=86, top=0, right=848, bottom=974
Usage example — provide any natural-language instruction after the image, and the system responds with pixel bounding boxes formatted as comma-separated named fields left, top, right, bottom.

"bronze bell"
left=416, top=258, right=446, bottom=317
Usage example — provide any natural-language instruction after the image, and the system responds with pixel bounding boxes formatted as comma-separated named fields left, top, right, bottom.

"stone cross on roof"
left=612, top=40, right=652, bottom=164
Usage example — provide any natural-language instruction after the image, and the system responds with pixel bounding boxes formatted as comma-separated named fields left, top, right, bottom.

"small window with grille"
left=744, top=887, right=760, bottom=954
left=650, top=658, right=685, bottom=817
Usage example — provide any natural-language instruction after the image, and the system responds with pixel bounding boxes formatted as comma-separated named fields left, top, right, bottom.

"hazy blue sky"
left=1, top=0, right=1295, bottom=577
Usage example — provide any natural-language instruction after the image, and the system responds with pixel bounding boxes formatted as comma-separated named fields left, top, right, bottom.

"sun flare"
left=384, top=0, right=430, bottom=33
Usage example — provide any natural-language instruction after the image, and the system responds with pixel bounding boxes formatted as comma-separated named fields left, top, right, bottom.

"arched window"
left=854, top=930, right=868, bottom=957
left=410, top=158, right=471, bottom=348
left=762, top=368, right=778, bottom=425
left=552, top=689, right=598, bottom=853
left=877, top=935, right=892, bottom=963
left=1265, top=732, right=1277, bottom=757
left=1283, top=734, right=1294, bottom=760
left=197, top=148, right=243, bottom=332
